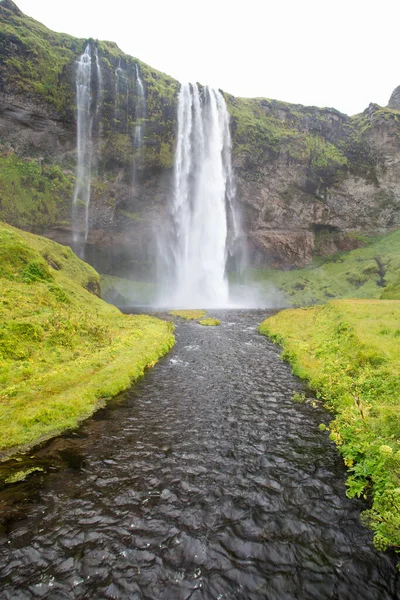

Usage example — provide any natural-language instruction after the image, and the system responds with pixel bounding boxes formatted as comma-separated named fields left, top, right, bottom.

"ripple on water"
left=0, top=310, right=399, bottom=600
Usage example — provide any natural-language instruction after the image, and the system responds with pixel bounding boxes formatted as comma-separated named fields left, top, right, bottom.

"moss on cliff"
left=227, top=95, right=349, bottom=192
left=0, top=0, right=178, bottom=173
left=0, top=221, right=175, bottom=457
left=0, top=154, right=73, bottom=230
left=0, top=0, right=77, bottom=116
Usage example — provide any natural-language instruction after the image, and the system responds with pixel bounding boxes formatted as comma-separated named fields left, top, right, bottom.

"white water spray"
left=158, top=83, right=241, bottom=308
left=72, top=43, right=102, bottom=252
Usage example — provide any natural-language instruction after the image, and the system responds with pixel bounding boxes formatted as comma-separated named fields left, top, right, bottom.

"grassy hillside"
left=0, top=222, right=174, bottom=458
left=259, top=300, right=400, bottom=553
left=245, top=228, right=400, bottom=306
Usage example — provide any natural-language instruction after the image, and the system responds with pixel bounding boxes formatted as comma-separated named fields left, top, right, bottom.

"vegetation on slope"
left=0, top=154, right=73, bottom=230
left=0, top=222, right=174, bottom=457
left=259, top=300, right=400, bottom=553
left=227, top=95, right=348, bottom=173
left=0, top=0, right=179, bottom=169
left=245, top=229, right=400, bottom=306
left=0, top=0, right=78, bottom=115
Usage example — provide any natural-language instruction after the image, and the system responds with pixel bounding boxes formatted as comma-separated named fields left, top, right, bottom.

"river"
left=0, top=310, right=398, bottom=599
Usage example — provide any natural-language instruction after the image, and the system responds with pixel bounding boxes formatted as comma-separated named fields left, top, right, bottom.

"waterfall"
left=72, top=43, right=102, bottom=254
left=158, top=83, right=241, bottom=308
left=132, top=64, right=146, bottom=184
left=115, top=60, right=129, bottom=133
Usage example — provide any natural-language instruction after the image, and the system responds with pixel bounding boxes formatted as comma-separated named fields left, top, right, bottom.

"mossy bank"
left=259, top=300, right=400, bottom=554
left=0, top=222, right=175, bottom=460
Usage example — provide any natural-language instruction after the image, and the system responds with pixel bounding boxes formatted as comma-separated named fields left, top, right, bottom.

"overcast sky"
left=13, top=0, right=400, bottom=116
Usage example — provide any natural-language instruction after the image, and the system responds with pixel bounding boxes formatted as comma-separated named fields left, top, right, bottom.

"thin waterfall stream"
left=71, top=43, right=102, bottom=258
left=132, top=65, right=146, bottom=187
left=72, top=44, right=92, bottom=250
left=0, top=311, right=398, bottom=599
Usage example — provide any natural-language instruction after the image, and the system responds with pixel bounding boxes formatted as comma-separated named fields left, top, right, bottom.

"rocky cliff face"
left=1, top=0, right=400, bottom=275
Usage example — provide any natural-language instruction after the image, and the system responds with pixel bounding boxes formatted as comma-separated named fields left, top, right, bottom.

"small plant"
left=291, top=391, right=306, bottom=403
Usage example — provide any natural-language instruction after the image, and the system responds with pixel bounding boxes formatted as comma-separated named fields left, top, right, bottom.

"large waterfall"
left=158, top=83, right=241, bottom=308
left=72, top=43, right=102, bottom=254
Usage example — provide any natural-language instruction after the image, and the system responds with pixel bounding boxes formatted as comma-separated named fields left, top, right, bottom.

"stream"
left=0, top=310, right=399, bottom=599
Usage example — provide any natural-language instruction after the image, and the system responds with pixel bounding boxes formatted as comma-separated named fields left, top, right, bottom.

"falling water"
left=114, top=60, right=129, bottom=133
left=132, top=64, right=146, bottom=184
left=72, top=45, right=92, bottom=249
left=158, top=83, right=241, bottom=308
left=72, top=43, right=102, bottom=254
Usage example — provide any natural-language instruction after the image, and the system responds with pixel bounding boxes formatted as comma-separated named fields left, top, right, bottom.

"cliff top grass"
left=259, top=299, right=400, bottom=553
left=0, top=222, right=175, bottom=460
left=243, top=228, right=400, bottom=306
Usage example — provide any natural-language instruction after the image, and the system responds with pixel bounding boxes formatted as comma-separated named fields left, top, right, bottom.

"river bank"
left=259, top=299, right=400, bottom=554
left=1, top=310, right=398, bottom=599
left=0, top=223, right=175, bottom=460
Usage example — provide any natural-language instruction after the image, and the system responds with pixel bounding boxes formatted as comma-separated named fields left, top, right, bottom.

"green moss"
left=238, top=228, right=400, bottom=306
left=0, top=155, right=73, bottom=230
left=0, top=1, right=78, bottom=114
left=259, top=299, right=400, bottom=553
left=199, top=318, right=221, bottom=326
left=169, top=309, right=207, bottom=320
left=381, top=278, right=400, bottom=300
left=5, top=466, right=44, bottom=484
left=0, top=221, right=175, bottom=457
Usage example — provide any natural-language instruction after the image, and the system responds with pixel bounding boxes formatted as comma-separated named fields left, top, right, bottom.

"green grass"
left=0, top=222, right=175, bottom=458
left=242, top=228, right=400, bottom=306
left=259, top=300, right=400, bottom=553
left=199, top=318, right=221, bottom=326
left=168, top=310, right=207, bottom=320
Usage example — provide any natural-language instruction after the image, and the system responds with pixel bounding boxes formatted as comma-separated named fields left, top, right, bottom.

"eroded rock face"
left=231, top=98, right=400, bottom=267
left=388, top=85, right=400, bottom=110
left=1, top=1, right=400, bottom=273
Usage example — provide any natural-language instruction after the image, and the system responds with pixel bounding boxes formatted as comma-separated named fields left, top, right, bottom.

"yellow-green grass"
left=0, top=222, right=175, bottom=458
left=199, top=318, right=221, bottom=326
left=168, top=309, right=206, bottom=320
left=240, top=228, right=400, bottom=306
left=259, top=300, right=400, bottom=552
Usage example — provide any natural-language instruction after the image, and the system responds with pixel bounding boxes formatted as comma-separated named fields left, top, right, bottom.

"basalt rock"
left=0, top=2, right=400, bottom=274
left=388, top=86, right=400, bottom=110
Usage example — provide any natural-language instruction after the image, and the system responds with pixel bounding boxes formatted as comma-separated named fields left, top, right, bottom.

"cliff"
left=1, top=0, right=400, bottom=274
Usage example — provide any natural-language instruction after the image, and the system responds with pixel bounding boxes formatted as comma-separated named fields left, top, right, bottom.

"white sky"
left=13, top=0, right=400, bottom=116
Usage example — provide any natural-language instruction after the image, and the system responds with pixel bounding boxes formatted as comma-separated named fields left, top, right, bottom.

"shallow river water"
left=0, top=310, right=399, bottom=599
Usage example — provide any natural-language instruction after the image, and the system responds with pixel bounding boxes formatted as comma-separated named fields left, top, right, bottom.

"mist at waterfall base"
left=153, top=82, right=272, bottom=309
